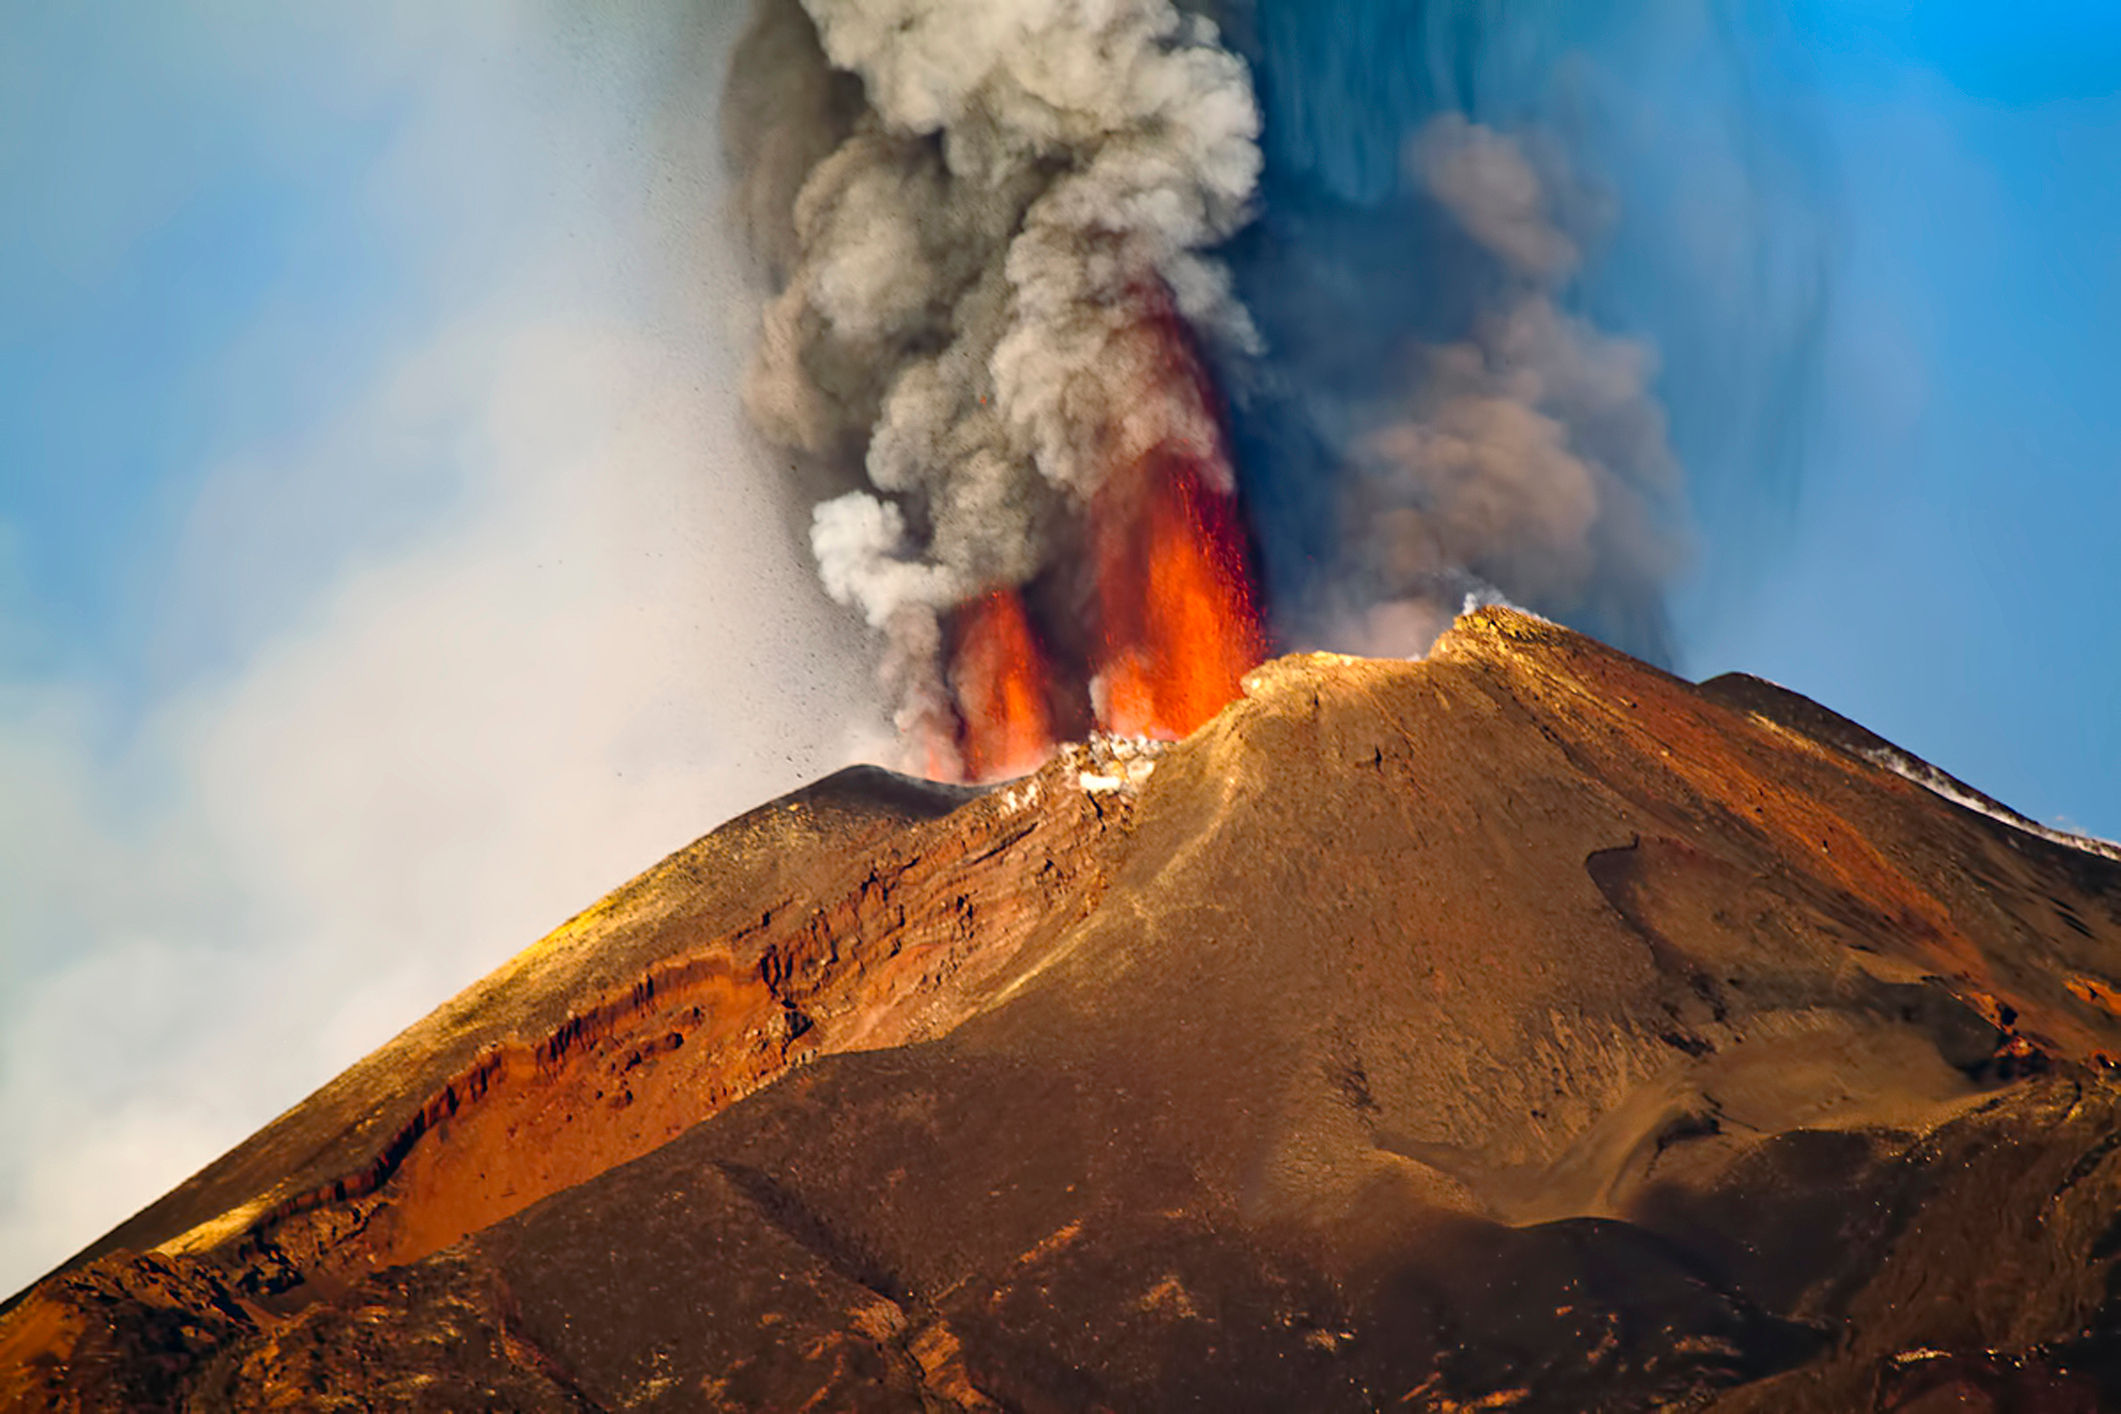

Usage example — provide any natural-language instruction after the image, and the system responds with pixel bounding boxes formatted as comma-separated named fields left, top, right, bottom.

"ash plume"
left=723, top=0, right=1818, bottom=770
left=1211, top=0, right=1828, bottom=666
left=1339, top=114, right=1684, bottom=658
left=724, top=0, right=1262, bottom=772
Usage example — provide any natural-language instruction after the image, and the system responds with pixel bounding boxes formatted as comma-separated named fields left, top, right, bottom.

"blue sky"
left=1674, top=1, right=2121, bottom=838
left=1, top=9, right=412, bottom=691
left=0, top=2, right=874, bottom=1293
left=1, top=1, right=2118, bottom=1296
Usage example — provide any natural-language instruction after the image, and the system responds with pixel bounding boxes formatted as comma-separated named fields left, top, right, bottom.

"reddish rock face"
left=8, top=607, right=2121, bottom=1411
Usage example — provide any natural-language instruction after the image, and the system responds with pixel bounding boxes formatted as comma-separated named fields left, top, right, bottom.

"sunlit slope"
left=9, top=607, right=2121, bottom=1411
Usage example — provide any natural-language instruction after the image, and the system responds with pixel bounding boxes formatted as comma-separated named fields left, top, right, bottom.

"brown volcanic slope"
left=10, top=607, right=2121, bottom=1412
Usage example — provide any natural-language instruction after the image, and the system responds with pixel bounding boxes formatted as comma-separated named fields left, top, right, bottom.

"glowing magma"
left=946, top=289, right=1266, bottom=778
left=1093, top=449, right=1264, bottom=740
left=951, top=588, right=1056, bottom=782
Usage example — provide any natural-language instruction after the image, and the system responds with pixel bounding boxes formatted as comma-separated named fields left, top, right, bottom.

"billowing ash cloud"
left=724, top=0, right=1807, bottom=770
left=1339, top=114, right=1684, bottom=657
left=724, top=0, right=1262, bottom=770
left=1209, top=0, right=1828, bottom=666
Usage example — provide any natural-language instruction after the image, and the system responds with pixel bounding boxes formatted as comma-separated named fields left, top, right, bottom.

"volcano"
left=8, top=608, right=2121, bottom=1411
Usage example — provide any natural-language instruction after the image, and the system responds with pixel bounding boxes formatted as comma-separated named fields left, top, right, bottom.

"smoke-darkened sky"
left=2, top=0, right=2118, bottom=1297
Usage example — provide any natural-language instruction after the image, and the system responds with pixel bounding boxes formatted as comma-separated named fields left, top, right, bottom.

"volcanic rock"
left=8, top=607, right=2121, bottom=1411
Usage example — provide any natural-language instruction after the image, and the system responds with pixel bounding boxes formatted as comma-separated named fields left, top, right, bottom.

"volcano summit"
left=8, top=608, right=2121, bottom=1411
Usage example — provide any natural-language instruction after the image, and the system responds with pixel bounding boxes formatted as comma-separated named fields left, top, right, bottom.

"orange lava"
left=939, top=280, right=1266, bottom=774
left=951, top=588, right=1057, bottom=781
left=1094, top=447, right=1265, bottom=740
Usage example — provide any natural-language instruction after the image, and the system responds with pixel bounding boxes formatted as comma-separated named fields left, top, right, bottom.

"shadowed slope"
left=8, top=608, right=2121, bottom=1411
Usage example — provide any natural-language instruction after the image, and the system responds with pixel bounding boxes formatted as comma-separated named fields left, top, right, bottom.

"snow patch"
left=1857, top=745, right=2121, bottom=865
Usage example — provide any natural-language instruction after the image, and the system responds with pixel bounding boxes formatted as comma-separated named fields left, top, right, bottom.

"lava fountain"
left=945, top=289, right=1267, bottom=779
left=1093, top=448, right=1264, bottom=741
left=950, top=588, right=1058, bottom=783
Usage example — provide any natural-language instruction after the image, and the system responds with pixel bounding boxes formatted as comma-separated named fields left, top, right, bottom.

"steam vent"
left=10, top=607, right=2121, bottom=1411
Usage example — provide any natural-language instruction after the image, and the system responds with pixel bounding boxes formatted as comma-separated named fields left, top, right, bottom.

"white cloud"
left=0, top=3, right=877, bottom=1293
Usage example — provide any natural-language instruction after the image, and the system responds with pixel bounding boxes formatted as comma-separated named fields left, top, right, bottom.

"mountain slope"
left=7, top=608, right=2121, bottom=1411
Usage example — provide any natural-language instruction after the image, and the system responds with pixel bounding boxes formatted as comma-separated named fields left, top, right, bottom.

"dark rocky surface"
left=9, top=608, right=2121, bottom=1411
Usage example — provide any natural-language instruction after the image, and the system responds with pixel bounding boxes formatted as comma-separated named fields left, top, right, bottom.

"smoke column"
left=725, top=0, right=1826, bottom=776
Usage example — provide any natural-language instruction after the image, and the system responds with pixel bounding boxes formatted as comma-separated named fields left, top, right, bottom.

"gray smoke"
left=724, top=0, right=1695, bottom=761
left=724, top=0, right=1263, bottom=767
left=1334, top=115, right=1685, bottom=658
